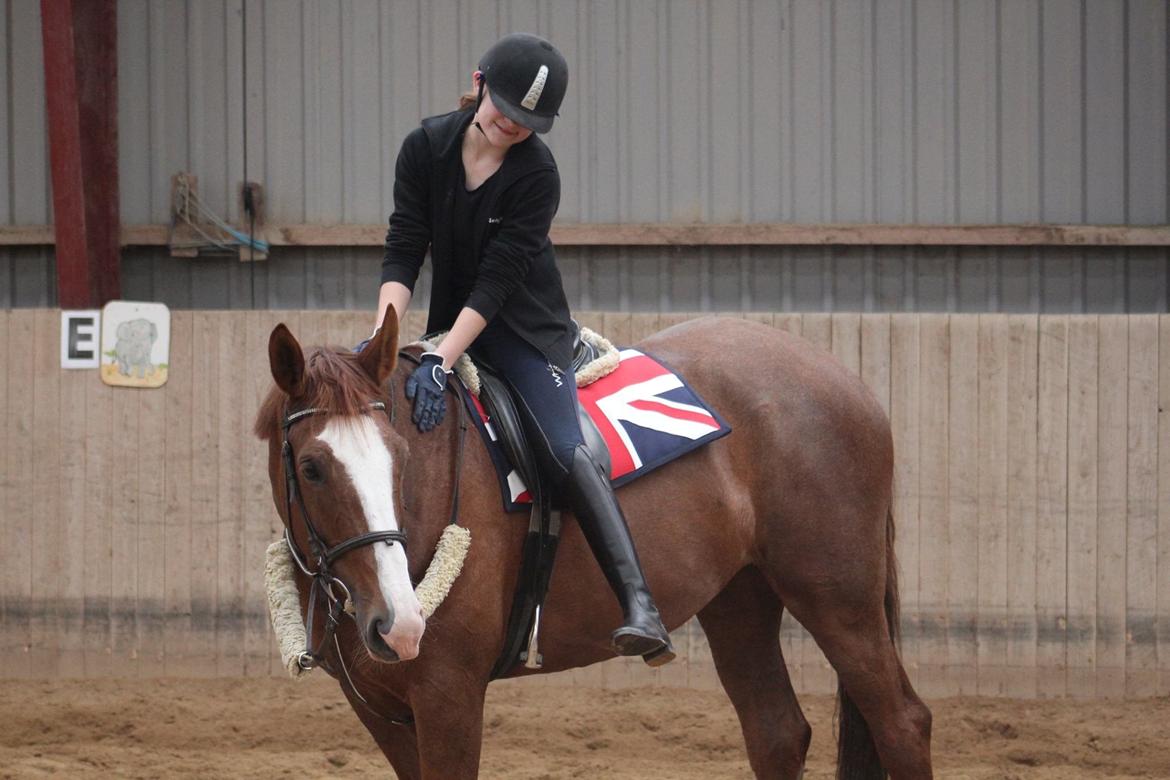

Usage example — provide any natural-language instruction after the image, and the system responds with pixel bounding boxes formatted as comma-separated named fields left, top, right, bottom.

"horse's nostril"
left=366, top=617, right=400, bottom=662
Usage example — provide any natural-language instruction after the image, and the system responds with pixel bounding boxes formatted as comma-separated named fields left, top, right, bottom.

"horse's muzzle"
left=364, top=618, right=402, bottom=663
left=367, top=610, right=424, bottom=663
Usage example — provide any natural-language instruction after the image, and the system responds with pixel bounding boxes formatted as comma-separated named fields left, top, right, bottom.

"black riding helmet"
left=476, top=33, right=568, bottom=134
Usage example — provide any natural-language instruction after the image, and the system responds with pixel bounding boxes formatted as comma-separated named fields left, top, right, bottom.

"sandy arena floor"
left=1, top=676, right=1168, bottom=778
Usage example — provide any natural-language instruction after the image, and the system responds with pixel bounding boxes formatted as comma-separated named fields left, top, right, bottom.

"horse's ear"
left=269, top=323, right=306, bottom=398
left=358, top=306, right=399, bottom=386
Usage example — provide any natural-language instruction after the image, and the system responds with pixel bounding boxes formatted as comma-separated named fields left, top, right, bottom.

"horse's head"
left=255, top=308, right=425, bottom=664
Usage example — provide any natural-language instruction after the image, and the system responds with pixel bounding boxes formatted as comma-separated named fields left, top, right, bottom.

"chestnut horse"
left=255, top=311, right=933, bottom=779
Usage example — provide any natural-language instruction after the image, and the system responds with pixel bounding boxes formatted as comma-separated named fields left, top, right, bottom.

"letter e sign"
left=61, top=310, right=101, bottom=369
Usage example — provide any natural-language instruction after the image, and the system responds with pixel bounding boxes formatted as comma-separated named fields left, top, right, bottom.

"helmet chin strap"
left=472, top=77, right=487, bottom=138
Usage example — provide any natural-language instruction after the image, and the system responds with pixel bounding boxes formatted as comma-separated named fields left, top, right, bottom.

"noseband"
left=280, top=401, right=407, bottom=672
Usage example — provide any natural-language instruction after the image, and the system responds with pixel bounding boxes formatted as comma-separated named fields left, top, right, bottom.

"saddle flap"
left=477, top=368, right=542, bottom=493
left=478, top=362, right=613, bottom=489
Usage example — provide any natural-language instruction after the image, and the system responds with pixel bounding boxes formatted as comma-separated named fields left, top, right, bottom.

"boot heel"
left=642, top=644, right=676, bottom=667
left=611, top=627, right=667, bottom=658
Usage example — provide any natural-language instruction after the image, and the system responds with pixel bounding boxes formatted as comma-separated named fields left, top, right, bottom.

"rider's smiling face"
left=470, top=74, right=533, bottom=149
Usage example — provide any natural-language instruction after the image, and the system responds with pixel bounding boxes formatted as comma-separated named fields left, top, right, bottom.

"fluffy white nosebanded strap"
left=265, top=538, right=311, bottom=679
left=415, top=525, right=472, bottom=617
left=264, top=526, right=472, bottom=679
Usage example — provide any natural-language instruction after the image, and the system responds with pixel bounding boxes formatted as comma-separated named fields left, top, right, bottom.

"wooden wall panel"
left=0, top=310, right=1167, bottom=698
left=0, top=312, right=13, bottom=673
left=1005, top=316, right=1039, bottom=698
left=1125, top=317, right=1158, bottom=696
left=30, top=310, right=61, bottom=675
left=163, top=311, right=195, bottom=676
left=59, top=352, right=89, bottom=677
left=82, top=341, right=114, bottom=677
left=948, top=316, right=979, bottom=695
left=2, top=311, right=33, bottom=678
left=1036, top=316, right=1069, bottom=696
left=917, top=314, right=951, bottom=694
left=1066, top=316, right=1099, bottom=697
left=889, top=316, right=921, bottom=688
left=138, top=362, right=167, bottom=676
left=1159, top=315, right=1170, bottom=696
left=109, top=332, right=139, bottom=676
left=976, top=316, right=1008, bottom=696
left=1096, top=317, right=1128, bottom=697
left=188, top=312, right=219, bottom=677
left=245, top=311, right=289, bottom=677
left=215, top=313, right=247, bottom=676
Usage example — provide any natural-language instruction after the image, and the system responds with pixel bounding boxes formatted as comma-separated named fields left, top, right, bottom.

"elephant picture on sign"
left=114, top=318, right=157, bottom=378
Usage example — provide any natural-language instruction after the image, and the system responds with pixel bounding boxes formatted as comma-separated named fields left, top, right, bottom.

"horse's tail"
left=835, top=505, right=899, bottom=779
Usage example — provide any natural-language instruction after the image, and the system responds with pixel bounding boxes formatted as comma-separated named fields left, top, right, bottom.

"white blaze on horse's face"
left=318, top=417, right=425, bottom=661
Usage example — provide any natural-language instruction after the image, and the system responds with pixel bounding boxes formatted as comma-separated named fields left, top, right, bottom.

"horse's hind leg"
left=787, top=595, right=932, bottom=778
left=697, top=566, right=810, bottom=779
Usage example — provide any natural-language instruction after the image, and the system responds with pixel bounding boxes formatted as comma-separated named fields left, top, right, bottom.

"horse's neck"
left=392, top=387, right=474, bottom=549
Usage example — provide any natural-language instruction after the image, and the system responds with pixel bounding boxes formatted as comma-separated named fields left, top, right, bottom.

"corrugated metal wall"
left=3, top=0, right=1168, bottom=311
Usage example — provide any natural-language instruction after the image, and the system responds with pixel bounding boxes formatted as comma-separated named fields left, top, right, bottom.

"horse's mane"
left=253, top=347, right=385, bottom=441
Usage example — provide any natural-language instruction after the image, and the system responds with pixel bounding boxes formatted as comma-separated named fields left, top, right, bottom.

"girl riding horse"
left=373, top=33, right=674, bottom=666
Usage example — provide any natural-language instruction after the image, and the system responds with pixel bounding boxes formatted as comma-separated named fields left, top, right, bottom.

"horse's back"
left=636, top=316, right=887, bottom=431
left=635, top=316, right=894, bottom=511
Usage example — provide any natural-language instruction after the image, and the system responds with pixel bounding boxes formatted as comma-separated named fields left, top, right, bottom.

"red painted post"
left=41, top=0, right=120, bottom=308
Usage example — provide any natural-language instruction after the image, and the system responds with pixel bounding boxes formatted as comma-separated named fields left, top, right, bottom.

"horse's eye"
left=301, top=459, right=325, bottom=484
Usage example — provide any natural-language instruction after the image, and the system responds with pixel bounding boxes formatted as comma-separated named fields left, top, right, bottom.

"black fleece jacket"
left=381, top=108, right=574, bottom=369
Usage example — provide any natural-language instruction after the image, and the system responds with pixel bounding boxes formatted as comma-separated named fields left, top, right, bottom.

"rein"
left=279, top=351, right=470, bottom=727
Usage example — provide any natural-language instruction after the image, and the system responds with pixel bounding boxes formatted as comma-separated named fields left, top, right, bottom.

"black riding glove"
left=405, top=352, right=449, bottom=432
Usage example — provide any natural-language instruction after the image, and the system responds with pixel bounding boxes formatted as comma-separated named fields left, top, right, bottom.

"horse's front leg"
left=411, top=681, right=488, bottom=779
left=343, top=685, right=422, bottom=779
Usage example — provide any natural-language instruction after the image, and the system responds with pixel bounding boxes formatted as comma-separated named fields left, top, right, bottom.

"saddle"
left=478, top=322, right=612, bottom=677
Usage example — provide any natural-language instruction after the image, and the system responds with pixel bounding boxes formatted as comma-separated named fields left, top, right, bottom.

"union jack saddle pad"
left=463, top=348, right=732, bottom=512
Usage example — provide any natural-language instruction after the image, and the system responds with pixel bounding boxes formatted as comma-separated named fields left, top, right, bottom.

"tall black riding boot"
left=564, top=445, right=675, bottom=666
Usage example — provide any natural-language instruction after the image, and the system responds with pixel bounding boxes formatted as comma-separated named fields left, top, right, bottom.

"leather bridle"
left=279, top=401, right=407, bottom=673
left=277, top=355, right=471, bottom=728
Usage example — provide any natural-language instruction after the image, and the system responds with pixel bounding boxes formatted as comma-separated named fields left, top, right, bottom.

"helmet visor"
left=488, top=87, right=555, bottom=134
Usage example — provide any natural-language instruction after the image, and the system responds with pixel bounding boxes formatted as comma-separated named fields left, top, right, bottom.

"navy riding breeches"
left=470, top=318, right=584, bottom=485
